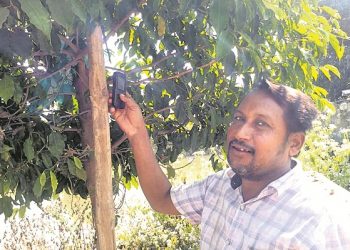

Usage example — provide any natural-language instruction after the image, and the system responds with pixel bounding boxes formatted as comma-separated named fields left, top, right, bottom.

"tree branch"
left=105, top=9, right=135, bottom=41
left=132, top=59, right=217, bottom=85
left=111, top=134, right=128, bottom=151
left=39, top=48, right=88, bottom=81
left=58, top=34, right=79, bottom=54
left=111, top=105, right=174, bottom=150
left=145, top=105, right=175, bottom=120
left=105, top=0, right=148, bottom=41
left=128, top=52, right=179, bottom=75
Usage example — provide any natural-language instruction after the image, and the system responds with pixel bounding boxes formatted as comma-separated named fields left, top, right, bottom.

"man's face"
left=226, top=90, right=293, bottom=180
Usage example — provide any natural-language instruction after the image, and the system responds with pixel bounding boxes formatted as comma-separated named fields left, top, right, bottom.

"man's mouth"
left=229, top=141, right=255, bottom=154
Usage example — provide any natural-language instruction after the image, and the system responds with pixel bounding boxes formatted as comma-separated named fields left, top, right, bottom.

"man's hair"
left=253, top=79, right=318, bottom=133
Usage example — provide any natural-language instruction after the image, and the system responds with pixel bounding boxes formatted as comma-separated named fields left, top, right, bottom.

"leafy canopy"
left=0, top=0, right=348, bottom=217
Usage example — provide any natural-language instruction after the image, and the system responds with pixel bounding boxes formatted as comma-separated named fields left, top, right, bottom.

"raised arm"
left=109, top=94, right=179, bottom=215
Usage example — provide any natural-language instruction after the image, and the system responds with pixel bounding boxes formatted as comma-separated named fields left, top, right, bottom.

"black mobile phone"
left=112, top=71, right=127, bottom=109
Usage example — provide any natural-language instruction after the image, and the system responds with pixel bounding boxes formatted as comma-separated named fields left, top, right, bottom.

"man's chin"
left=230, top=165, right=250, bottom=176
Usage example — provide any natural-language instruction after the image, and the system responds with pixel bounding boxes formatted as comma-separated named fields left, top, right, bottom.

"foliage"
left=0, top=0, right=348, bottom=218
left=0, top=193, right=95, bottom=249
left=115, top=205, right=200, bottom=249
left=317, top=0, right=350, bottom=101
left=299, top=110, right=350, bottom=190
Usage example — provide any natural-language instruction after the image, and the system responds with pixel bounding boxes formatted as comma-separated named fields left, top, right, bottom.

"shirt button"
left=240, top=204, right=245, bottom=210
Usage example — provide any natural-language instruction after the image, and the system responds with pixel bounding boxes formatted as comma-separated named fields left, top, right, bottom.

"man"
left=109, top=79, right=350, bottom=249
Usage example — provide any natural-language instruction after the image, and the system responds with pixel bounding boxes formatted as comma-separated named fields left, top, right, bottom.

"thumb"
left=120, top=93, right=138, bottom=108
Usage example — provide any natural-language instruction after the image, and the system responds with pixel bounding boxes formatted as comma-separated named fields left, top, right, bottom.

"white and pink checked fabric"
left=170, top=160, right=350, bottom=249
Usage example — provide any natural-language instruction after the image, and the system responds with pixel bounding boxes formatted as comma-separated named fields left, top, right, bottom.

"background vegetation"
left=0, top=0, right=349, bottom=248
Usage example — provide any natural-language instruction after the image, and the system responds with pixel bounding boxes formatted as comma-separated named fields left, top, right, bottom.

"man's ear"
left=288, top=132, right=305, bottom=157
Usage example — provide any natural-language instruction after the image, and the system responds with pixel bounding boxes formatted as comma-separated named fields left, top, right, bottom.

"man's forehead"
left=235, top=90, right=284, bottom=116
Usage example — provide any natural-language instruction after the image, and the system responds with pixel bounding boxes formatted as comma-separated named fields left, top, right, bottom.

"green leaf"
left=0, top=196, right=13, bottom=218
left=0, top=74, right=14, bottom=103
left=0, top=7, right=9, bottom=26
left=47, top=0, right=75, bottom=33
left=39, top=172, right=46, bottom=188
left=216, top=31, right=232, bottom=60
left=75, top=168, right=87, bottom=181
left=129, top=176, right=139, bottom=189
left=321, top=98, right=336, bottom=112
left=73, top=156, right=83, bottom=169
left=313, top=86, right=328, bottom=97
left=0, top=144, right=13, bottom=153
left=324, top=64, right=341, bottom=79
left=1, top=152, right=10, bottom=161
left=320, top=6, right=341, bottom=19
left=167, top=166, right=176, bottom=179
left=41, top=153, right=53, bottom=168
left=13, top=79, right=23, bottom=104
left=85, top=0, right=106, bottom=21
left=23, top=138, right=35, bottom=161
left=67, top=159, right=76, bottom=175
left=70, top=0, right=88, bottom=23
left=11, top=30, right=33, bottom=58
left=32, top=29, right=51, bottom=53
left=320, top=66, right=331, bottom=81
left=311, top=66, right=318, bottom=80
left=18, top=206, right=26, bottom=218
left=329, top=34, right=344, bottom=60
left=33, top=176, right=42, bottom=198
left=210, top=107, right=217, bottom=132
left=239, top=32, right=257, bottom=49
left=68, top=159, right=86, bottom=181
left=48, top=132, right=65, bottom=158
left=19, top=0, right=52, bottom=41
left=190, top=128, right=199, bottom=151
left=209, top=0, right=230, bottom=34
left=157, top=16, right=166, bottom=37
left=50, top=171, right=58, bottom=194
left=187, top=109, right=200, bottom=126
left=1, top=179, right=10, bottom=194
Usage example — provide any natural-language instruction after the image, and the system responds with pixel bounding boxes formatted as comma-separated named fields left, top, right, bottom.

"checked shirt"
left=170, top=161, right=350, bottom=249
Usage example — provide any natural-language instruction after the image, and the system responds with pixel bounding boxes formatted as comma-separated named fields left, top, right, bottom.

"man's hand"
left=108, top=92, right=179, bottom=215
left=109, top=93, right=147, bottom=139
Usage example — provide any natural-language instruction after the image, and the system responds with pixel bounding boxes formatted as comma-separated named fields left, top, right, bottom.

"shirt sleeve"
left=170, top=169, right=229, bottom=224
left=170, top=178, right=209, bottom=224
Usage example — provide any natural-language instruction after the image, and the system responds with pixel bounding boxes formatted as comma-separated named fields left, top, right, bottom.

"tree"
left=0, top=0, right=347, bottom=247
left=316, top=0, right=350, bottom=101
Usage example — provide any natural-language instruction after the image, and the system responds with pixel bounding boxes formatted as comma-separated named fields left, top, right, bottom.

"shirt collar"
left=266, top=158, right=304, bottom=196
left=225, top=158, right=304, bottom=197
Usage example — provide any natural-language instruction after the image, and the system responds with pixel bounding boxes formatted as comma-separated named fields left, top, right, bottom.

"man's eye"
left=256, top=120, right=268, bottom=127
left=233, top=115, right=243, bottom=121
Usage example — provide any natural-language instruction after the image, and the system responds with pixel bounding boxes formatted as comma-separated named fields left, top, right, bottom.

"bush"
left=0, top=194, right=95, bottom=249
left=299, top=111, right=350, bottom=190
left=115, top=205, right=200, bottom=249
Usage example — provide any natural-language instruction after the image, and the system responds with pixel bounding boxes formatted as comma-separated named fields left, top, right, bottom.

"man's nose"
left=233, top=123, right=253, bottom=141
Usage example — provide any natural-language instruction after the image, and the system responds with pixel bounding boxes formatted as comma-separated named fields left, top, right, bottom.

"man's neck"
left=240, top=162, right=292, bottom=202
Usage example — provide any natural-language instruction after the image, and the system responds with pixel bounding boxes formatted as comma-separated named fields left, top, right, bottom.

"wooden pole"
left=87, top=25, right=116, bottom=249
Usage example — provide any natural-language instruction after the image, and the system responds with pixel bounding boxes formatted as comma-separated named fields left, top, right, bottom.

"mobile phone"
left=112, top=71, right=127, bottom=109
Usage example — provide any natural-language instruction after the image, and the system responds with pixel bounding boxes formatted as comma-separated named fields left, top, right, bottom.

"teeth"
left=230, top=143, right=253, bottom=153
left=234, top=146, right=250, bottom=152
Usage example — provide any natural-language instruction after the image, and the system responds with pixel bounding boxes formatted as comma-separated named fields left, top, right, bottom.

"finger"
left=109, top=106, right=116, bottom=114
left=120, top=93, right=138, bottom=108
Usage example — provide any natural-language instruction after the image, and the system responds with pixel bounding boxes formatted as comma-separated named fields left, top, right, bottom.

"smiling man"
left=109, top=79, right=350, bottom=249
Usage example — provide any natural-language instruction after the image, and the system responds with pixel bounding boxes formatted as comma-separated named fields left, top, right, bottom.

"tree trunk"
left=85, top=25, right=116, bottom=249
